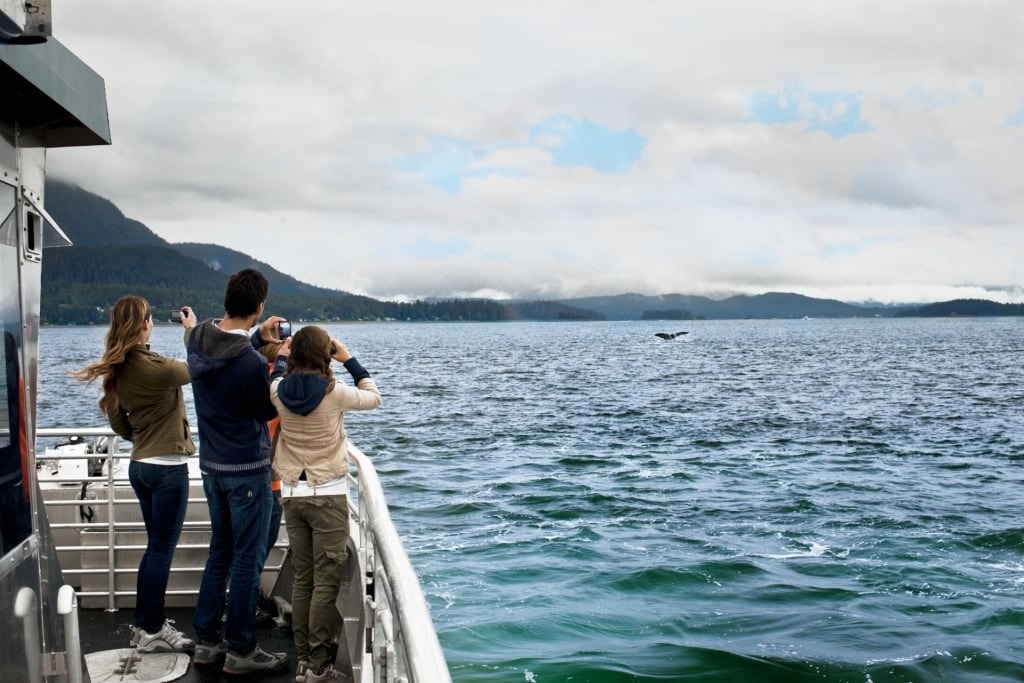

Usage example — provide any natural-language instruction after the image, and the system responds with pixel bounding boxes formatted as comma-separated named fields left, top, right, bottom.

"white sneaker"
left=134, top=619, right=195, bottom=653
left=306, top=665, right=352, bottom=682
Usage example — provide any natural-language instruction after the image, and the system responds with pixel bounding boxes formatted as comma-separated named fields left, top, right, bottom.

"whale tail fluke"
left=655, top=331, right=689, bottom=340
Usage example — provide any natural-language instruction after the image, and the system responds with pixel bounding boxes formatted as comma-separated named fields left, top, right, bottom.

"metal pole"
left=57, top=585, right=83, bottom=683
left=105, top=438, right=119, bottom=611
left=15, top=587, right=41, bottom=683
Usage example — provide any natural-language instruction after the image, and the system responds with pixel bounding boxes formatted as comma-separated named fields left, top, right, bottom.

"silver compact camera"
left=169, top=309, right=183, bottom=323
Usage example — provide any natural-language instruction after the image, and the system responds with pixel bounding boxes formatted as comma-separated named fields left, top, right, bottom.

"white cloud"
left=47, top=0, right=1024, bottom=304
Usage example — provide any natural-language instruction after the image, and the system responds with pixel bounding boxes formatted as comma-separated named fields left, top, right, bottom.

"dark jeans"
left=267, top=488, right=283, bottom=555
left=128, top=460, right=189, bottom=632
left=193, top=471, right=272, bottom=654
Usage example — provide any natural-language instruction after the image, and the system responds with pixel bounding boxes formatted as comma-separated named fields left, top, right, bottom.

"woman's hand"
left=330, top=338, right=352, bottom=362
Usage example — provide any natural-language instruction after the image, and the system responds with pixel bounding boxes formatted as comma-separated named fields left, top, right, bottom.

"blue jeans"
left=267, top=488, right=283, bottom=555
left=193, top=471, right=272, bottom=654
left=128, top=460, right=189, bottom=632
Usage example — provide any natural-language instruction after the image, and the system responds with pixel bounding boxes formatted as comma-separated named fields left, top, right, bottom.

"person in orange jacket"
left=259, top=340, right=285, bottom=556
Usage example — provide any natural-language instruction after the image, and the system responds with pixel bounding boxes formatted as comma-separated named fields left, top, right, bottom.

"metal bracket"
left=41, top=650, right=68, bottom=677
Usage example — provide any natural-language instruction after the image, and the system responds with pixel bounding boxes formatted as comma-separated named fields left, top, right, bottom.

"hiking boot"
left=193, top=639, right=228, bottom=665
left=223, top=645, right=289, bottom=675
left=134, top=620, right=194, bottom=653
left=306, top=665, right=352, bottom=682
left=294, top=659, right=310, bottom=682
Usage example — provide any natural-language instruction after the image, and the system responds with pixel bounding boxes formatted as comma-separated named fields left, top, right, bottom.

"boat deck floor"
left=80, top=605, right=301, bottom=682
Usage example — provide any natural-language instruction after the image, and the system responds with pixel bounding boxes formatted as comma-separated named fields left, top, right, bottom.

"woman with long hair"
left=270, top=325, right=381, bottom=683
left=74, top=296, right=196, bottom=653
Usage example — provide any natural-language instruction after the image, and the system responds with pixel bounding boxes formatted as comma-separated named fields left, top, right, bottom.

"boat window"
left=0, top=221, right=32, bottom=557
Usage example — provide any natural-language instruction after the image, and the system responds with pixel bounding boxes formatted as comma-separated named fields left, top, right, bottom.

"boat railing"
left=346, top=442, right=451, bottom=683
left=36, top=427, right=451, bottom=683
left=35, top=427, right=287, bottom=611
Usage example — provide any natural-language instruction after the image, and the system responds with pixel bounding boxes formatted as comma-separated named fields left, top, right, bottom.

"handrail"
left=57, top=585, right=84, bottom=683
left=15, top=587, right=41, bottom=683
left=347, top=443, right=451, bottom=683
left=36, top=428, right=286, bottom=610
left=38, top=427, right=118, bottom=439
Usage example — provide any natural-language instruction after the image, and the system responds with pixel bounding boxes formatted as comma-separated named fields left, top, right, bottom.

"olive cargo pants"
left=282, top=494, right=348, bottom=672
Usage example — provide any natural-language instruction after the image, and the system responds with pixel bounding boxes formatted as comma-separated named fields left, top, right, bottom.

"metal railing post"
left=105, top=440, right=118, bottom=611
left=57, top=585, right=83, bottom=683
left=15, top=586, right=41, bottom=683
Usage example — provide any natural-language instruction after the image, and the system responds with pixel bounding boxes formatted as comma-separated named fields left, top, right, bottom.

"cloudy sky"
left=48, top=1, right=1024, bottom=304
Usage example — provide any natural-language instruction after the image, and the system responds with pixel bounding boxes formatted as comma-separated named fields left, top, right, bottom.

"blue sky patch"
left=749, top=81, right=872, bottom=138
left=391, top=138, right=480, bottom=194
left=821, top=236, right=896, bottom=259
left=383, top=236, right=473, bottom=260
left=392, top=115, right=646, bottom=193
left=749, top=82, right=804, bottom=124
left=1007, top=100, right=1024, bottom=126
left=529, top=115, right=646, bottom=173
left=907, top=85, right=960, bottom=111
left=390, top=138, right=524, bottom=194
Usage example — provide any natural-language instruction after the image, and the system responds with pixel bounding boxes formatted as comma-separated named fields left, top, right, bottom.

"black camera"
left=169, top=309, right=183, bottom=323
left=330, top=343, right=337, bottom=355
left=277, top=320, right=291, bottom=339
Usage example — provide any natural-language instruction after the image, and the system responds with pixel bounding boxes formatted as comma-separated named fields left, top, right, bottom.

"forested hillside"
left=40, top=180, right=601, bottom=324
left=894, top=299, right=1024, bottom=317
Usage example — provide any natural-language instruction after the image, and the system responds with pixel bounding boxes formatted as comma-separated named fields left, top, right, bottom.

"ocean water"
left=39, top=318, right=1024, bottom=682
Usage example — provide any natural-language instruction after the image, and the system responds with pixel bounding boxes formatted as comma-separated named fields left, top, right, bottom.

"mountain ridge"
left=41, top=178, right=1024, bottom=322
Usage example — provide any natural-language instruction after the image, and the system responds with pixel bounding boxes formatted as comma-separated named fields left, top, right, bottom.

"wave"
left=446, top=641, right=1024, bottom=683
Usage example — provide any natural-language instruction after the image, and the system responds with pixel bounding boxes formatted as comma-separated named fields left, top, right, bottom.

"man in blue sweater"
left=181, top=268, right=290, bottom=675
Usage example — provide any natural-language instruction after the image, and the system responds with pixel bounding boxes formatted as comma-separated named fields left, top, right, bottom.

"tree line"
left=40, top=245, right=601, bottom=325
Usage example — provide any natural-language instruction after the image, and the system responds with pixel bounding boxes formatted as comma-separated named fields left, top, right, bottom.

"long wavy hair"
left=285, top=326, right=335, bottom=393
left=72, top=296, right=151, bottom=414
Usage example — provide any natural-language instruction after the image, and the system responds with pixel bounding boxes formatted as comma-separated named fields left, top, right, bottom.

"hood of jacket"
left=276, top=372, right=331, bottom=416
left=187, top=320, right=257, bottom=380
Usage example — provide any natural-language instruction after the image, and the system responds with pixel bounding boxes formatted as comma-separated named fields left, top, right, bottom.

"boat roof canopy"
left=0, top=38, right=110, bottom=147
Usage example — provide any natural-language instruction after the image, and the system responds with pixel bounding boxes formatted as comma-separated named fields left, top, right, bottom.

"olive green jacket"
left=106, top=344, right=196, bottom=460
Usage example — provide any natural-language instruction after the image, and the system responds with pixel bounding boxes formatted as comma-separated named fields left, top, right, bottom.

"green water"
left=41, top=318, right=1024, bottom=682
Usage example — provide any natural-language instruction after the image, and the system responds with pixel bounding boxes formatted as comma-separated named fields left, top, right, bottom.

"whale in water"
left=655, top=331, right=689, bottom=340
